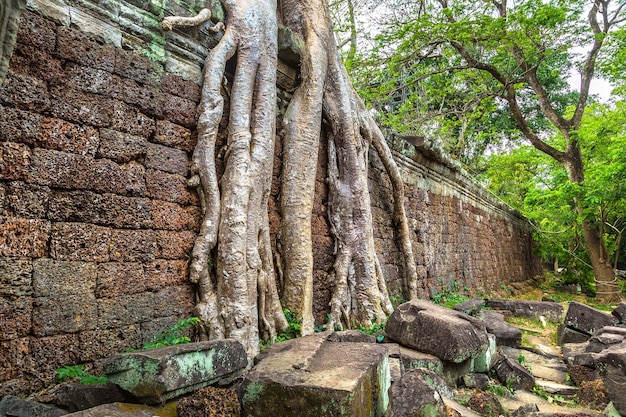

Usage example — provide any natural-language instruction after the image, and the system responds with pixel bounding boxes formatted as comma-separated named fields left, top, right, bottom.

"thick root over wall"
left=163, top=0, right=417, bottom=360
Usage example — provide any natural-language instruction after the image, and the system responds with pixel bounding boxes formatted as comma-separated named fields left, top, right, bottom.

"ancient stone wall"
left=0, top=0, right=539, bottom=395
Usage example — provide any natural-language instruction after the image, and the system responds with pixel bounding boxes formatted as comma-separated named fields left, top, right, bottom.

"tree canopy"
left=339, top=0, right=626, bottom=300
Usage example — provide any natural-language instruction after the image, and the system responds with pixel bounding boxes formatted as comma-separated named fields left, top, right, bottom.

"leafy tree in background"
left=481, top=101, right=626, bottom=294
left=350, top=0, right=625, bottom=301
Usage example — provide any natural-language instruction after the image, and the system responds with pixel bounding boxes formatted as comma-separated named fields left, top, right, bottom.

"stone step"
left=535, top=379, right=579, bottom=397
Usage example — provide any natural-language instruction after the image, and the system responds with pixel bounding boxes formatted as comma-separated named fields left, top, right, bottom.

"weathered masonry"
left=0, top=0, right=541, bottom=395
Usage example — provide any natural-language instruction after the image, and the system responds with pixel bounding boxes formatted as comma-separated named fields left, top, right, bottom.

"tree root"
left=164, top=0, right=419, bottom=357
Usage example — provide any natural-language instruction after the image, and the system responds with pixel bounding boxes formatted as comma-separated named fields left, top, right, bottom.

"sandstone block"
left=55, top=382, right=128, bottom=413
left=453, top=298, right=485, bottom=315
left=393, top=345, right=444, bottom=375
left=478, top=310, right=522, bottom=348
left=241, top=333, right=390, bottom=417
left=386, top=299, right=489, bottom=363
left=0, top=395, right=68, bottom=417
left=564, top=301, right=618, bottom=336
left=558, top=323, right=592, bottom=345
left=612, top=302, right=626, bottom=324
left=64, top=403, right=152, bottom=416
left=486, top=298, right=564, bottom=322
left=586, top=327, right=626, bottom=353
left=388, top=368, right=450, bottom=417
left=105, top=340, right=248, bottom=403
left=594, top=340, right=626, bottom=416
left=154, top=119, right=195, bottom=152
left=493, top=351, right=535, bottom=391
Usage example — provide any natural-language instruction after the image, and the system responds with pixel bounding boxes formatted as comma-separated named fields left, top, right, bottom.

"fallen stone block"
left=387, top=368, right=451, bottom=417
left=562, top=342, right=589, bottom=366
left=0, top=396, right=68, bottom=417
left=485, top=299, right=564, bottom=322
left=240, top=332, right=390, bottom=417
left=55, top=382, right=128, bottom=413
left=558, top=323, right=591, bottom=345
left=326, top=330, right=377, bottom=343
left=493, top=351, right=535, bottom=391
left=534, top=379, right=578, bottom=397
left=594, top=340, right=626, bottom=416
left=462, top=373, right=490, bottom=390
left=453, top=298, right=485, bottom=315
left=564, top=301, right=618, bottom=336
left=612, top=302, right=626, bottom=324
left=478, top=310, right=522, bottom=348
left=471, top=333, right=496, bottom=373
left=104, top=340, right=247, bottom=404
left=393, top=345, right=444, bottom=376
left=586, top=327, right=626, bottom=353
left=386, top=300, right=489, bottom=363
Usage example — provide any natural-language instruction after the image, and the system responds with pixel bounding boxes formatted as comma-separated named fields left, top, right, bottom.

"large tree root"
left=163, top=0, right=418, bottom=357
left=164, top=1, right=287, bottom=360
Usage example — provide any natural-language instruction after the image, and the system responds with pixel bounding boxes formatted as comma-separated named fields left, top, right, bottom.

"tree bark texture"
left=164, top=0, right=417, bottom=358
left=0, top=0, right=26, bottom=85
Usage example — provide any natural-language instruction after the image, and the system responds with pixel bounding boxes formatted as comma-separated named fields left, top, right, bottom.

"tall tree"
left=162, top=0, right=417, bottom=359
left=361, top=0, right=625, bottom=301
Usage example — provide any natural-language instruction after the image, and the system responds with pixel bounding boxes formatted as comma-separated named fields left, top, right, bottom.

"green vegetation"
left=333, top=0, right=626, bottom=300
left=142, top=317, right=200, bottom=350
left=431, top=280, right=470, bottom=309
left=56, top=365, right=108, bottom=385
left=260, top=309, right=302, bottom=350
